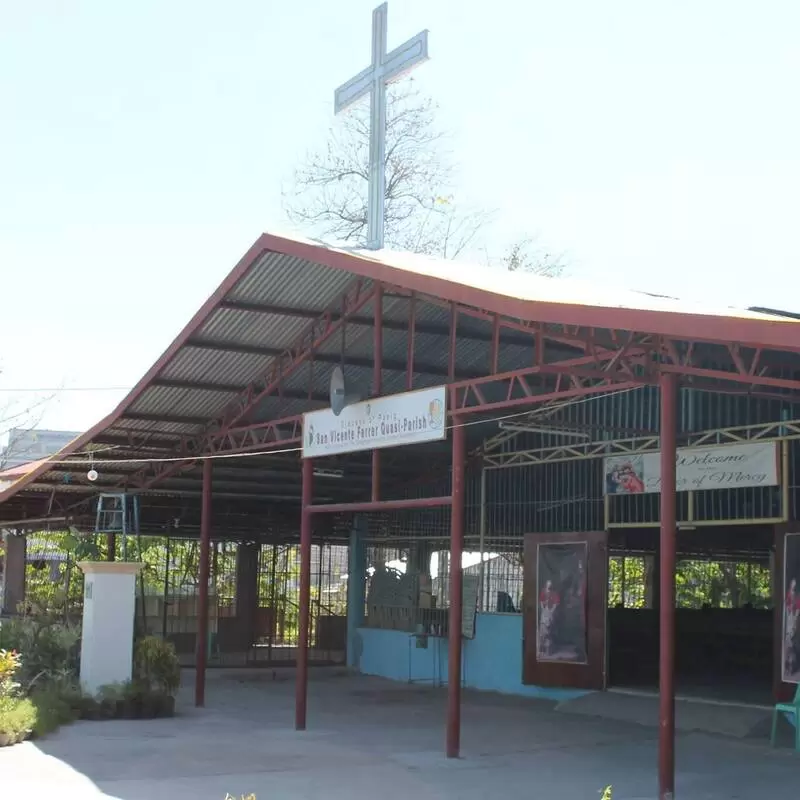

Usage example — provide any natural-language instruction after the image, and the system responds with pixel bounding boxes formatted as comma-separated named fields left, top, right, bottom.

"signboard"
left=603, top=441, right=778, bottom=495
left=302, top=386, right=446, bottom=459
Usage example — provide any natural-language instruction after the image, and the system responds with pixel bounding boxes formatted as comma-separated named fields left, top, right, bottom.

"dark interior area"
left=606, top=525, right=775, bottom=704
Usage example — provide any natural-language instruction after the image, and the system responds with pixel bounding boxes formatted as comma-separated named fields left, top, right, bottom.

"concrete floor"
left=1, top=668, right=798, bottom=800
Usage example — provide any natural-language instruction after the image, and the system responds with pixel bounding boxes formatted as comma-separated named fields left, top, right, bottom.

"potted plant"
left=133, top=636, right=181, bottom=718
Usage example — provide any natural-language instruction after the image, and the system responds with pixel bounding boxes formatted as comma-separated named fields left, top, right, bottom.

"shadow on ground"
left=1, top=668, right=798, bottom=800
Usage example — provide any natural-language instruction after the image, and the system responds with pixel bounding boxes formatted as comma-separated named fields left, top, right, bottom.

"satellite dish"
left=330, top=365, right=347, bottom=416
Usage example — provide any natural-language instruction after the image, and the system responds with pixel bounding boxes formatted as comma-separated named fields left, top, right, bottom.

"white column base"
left=77, top=561, right=142, bottom=696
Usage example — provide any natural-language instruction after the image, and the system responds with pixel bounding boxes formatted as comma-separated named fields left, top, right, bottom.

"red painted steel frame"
left=295, top=457, right=314, bottom=731
left=447, top=416, right=466, bottom=759
left=406, top=293, right=416, bottom=391
left=658, top=373, right=678, bottom=800
left=119, top=282, right=800, bottom=498
left=7, top=233, right=800, bottom=509
left=194, top=458, right=212, bottom=707
left=306, top=496, right=452, bottom=514
left=214, top=278, right=376, bottom=437
left=131, top=415, right=303, bottom=490
left=372, top=284, right=383, bottom=502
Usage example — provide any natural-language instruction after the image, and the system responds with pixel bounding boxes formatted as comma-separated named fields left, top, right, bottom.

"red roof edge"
left=0, top=235, right=273, bottom=506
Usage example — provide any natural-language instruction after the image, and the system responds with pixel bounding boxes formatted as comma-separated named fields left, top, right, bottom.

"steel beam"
left=295, top=458, right=313, bottom=731
left=128, top=415, right=303, bottom=490
left=218, top=297, right=542, bottom=349
left=123, top=286, right=800, bottom=496
left=206, top=278, right=375, bottom=436
left=187, top=336, right=476, bottom=380
left=372, top=284, right=383, bottom=502
left=406, top=293, right=416, bottom=391
left=658, top=372, right=678, bottom=800
left=194, top=458, right=212, bottom=707
left=446, top=415, right=466, bottom=759
left=153, top=377, right=329, bottom=402
left=306, top=496, right=452, bottom=514
left=122, top=412, right=209, bottom=426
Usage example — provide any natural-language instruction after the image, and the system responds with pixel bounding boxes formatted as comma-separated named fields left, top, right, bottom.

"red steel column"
left=372, top=284, right=383, bottom=501
left=446, top=414, right=466, bottom=758
left=658, top=372, right=678, bottom=800
left=406, top=293, right=416, bottom=391
left=195, top=458, right=213, bottom=707
left=296, top=457, right=314, bottom=730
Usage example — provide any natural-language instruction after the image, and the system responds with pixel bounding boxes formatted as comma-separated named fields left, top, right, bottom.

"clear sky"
left=1, top=0, right=799, bottom=437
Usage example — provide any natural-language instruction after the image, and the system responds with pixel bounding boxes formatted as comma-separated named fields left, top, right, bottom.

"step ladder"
left=94, top=492, right=146, bottom=631
left=94, top=493, right=141, bottom=560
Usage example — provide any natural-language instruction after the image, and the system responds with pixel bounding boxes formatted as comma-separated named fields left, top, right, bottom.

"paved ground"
left=1, top=668, right=798, bottom=799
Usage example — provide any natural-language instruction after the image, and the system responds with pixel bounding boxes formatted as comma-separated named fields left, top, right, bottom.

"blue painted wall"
left=357, top=612, right=589, bottom=702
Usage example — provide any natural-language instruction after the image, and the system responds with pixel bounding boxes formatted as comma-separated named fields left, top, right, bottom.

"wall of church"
left=357, top=611, right=588, bottom=702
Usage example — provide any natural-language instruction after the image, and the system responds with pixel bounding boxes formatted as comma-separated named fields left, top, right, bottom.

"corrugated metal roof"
left=2, top=229, right=799, bottom=518
left=227, top=250, right=354, bottom=308
left=336, top=240, right=788, bottom=323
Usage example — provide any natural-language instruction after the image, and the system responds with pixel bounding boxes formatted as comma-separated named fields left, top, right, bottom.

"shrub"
left=134, top=636, right=181, bottom=696
left=29, top=682, right=82, bottom=737
left=0, top=614, right=81, bottom=742
left=0, top=613, right=79, bottom=691
left=0, top=696, right=37, bottom=746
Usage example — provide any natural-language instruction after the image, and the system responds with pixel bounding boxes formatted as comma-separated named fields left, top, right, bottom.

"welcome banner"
left=603, top=441, right=778, bottom=495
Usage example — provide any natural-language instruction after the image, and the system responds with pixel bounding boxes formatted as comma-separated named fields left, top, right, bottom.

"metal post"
left=162, top=536, right=170, bottom=639
left=446, top=415, right=466, bottom=759
left=106, top=533, right=116, bottom=562
left=448, top=304, right=457, bottom=382
left=658, top=372, right=678, bottom=800
left=296, top=457, right=314, bottom=730
left=268, top=544, right=277, bottom=665
left=406, top=293, right=416, bottom=391
left=195, top=459, right=213, bottom=707
left=372, top=284, right=383, bottom=501
left=478, top=466, right=487, bottom=611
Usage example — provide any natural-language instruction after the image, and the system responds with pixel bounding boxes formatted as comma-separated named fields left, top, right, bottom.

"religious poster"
left=603, top=441, right=778, bottom=495
left=536, top=542, right=588, bottom=664
left=782, top=534, right=800, bottom=684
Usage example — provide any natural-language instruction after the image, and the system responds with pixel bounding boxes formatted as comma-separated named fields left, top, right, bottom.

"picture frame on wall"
left=535, top=541, right=588, bottom=665
left=782, top=533, right=800, bottom=684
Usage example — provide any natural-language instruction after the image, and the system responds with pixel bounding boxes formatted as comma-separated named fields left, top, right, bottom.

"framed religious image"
left=782, top=533, right=800, bottom=684
left=536, top=541, right=588, bottom=665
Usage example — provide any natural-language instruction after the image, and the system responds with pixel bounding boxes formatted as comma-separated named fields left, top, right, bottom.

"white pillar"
left=77, top=561, right=142, bottom=696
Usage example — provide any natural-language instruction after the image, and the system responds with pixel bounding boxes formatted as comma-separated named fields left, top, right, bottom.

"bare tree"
left=0, top=372, right=53, bottom=471
left=284, top=80, right=562, bottom=273
left=501, top=238, right=565, bottom=277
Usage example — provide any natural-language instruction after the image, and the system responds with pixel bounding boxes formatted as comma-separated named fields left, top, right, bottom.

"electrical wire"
left=14, top=385, right=639, bottom=469
left=1, top=386, right=130, bottom=393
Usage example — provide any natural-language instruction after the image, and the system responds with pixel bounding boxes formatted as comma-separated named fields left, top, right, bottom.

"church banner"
left=303, top=385, right=446, bottom=458
left=603, top=441, right=778, bottom=495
